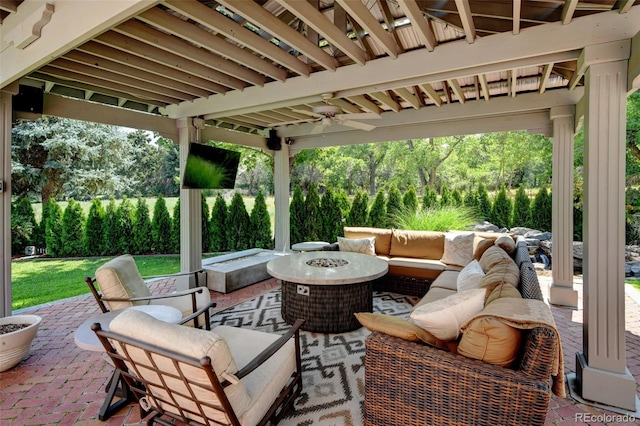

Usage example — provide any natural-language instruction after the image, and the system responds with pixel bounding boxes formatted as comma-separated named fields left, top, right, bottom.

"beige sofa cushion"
left=440, top=232, right=474, bottom=267
left=413, top=287, right=457, bottom=310
left=485, top=282, right=522, bottom=306
left=430, top=270, right=459, bottom=291
left=389, top=229, right=444, bottom=259
left=338, top=236, right=375, bottom=255
left=344, top=227, right=393, bottom=255
left=354, top=312, right=446, bottom=348
left=478, top=259, right=520, bottom=297
left=473, top=238, right=495, bottom=261
left=478, top=246, right=513, bottom=272
left=495, top=235, right=516, bottom=255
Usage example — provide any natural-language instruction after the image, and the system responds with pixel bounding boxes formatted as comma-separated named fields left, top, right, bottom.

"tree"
left=531, top=187, right=552, bottom=232
left=369, top=189, right=386, bottom=227
left=102, top=198, right=119, bottom=255
left=422, top=187, right=438, bottom=210
left=304, top=182, right=322, bottom=241
left=250, top=190, right=273, bottom=248
left=171, top=199, right=181, bottom=254
left=45, top=198, right=64, bottom=257
left=210, top=194, right=228, bottom=251
left=61, top=199, right=85, bottom=256
left=201, top=193, right=211, bottom=252
left=439, top=185, right=453, bottom=207
left=227, top=193, right=251, bottom=250
left=290, top=185, right=306, bottom=245
left=490, top=185, right=512, bottom=229
left=476, top=183, right=492, bottom=221
left=152, top=195, right=173, bottom=254
left=386, top=184, right=403, bottom=227
left=512, top=186, right=532, bottom=228
left=334, top=188, right=351, bottom=218
left=116, top=197, right=135, bottom=254
left=451, top=189, right=463, bottom=206
left=84, top=199, right=105, bottom=256
left=403, top=185, right=419, bottom=214
left=320, top=188, right=343, bottom=243
left=133, top=197, right=153, bottom=254
left=463, top=188, right=477, bottom=210
left=347, top=190, right=369, bottom=227
left=11, top=197, right=37, bottom=255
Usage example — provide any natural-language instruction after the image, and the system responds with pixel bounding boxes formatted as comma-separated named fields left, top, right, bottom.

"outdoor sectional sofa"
left=330, top=227, right=563, bottom=426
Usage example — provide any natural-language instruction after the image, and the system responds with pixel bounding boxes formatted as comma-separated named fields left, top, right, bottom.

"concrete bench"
left=202, top=249, right=288, bottom=293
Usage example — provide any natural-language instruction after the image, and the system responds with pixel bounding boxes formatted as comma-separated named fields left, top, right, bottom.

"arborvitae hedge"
left=422, top=187, right=438, bottom=209
left=304, top=182, right=322, bottom=241
left=369, top=189, right=386, bottom=228
left=85, top=199, right=105, bottom=256
left=116, top=197, right=135, bottom=254
left=201, top=193, right=211, bottom=252
left=11, top=197, right=38, bottom=254
left=171, top=198, right=181, bottom=254
left=476, top=183, right=492, bottom=221
left=512, top=186, right=532, bottom=228
left=210, top=194, right=228, bottom=251
left=451, top=189, right=463, bottom=206
left=346, top=190, right=369, bottom=226
left=386, top=184, right=404, bottom=227
left=289, top=185, right=306, bottom=245
left=45, top=198, right=64, bottom=257
left=531, top=187, right=552, bottom=232
left=403, top=185, right=418, bottom=214
left=227, top=192, right=250, bottom=250
left=250, top=190, right=273, bottom=249
left=102, top=198, right=119, bottom=255
left=490, top=185, right=512, bottom=229
left=463, top=189, right=477, bottom=210
left=440, top=185, right=453, bottom=207
left=320, top=188, right=343, bottom=243
left=152, top=194, right=173, bottom=254
left=334, top=188, right=351, bottom=218
left=133, top=197, right=152, bottom=255
left=61, top=199, right=86, bottom=256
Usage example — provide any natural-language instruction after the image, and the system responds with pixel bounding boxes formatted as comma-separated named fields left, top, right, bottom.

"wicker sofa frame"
left=364, top=239, right=555, bottom=426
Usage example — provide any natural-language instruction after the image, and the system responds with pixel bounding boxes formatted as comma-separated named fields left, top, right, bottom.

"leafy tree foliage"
left=320, top=188, right=343, bottom=243
left=422, top=187, right=438, bottom=209
left=227, top=192, right=251, bottom=250
left=490, top=185, right=512, bottom=229
left=290, top=185, right=306, bottom=245
left=11, top=197, right=37, bottom=254
left=386, top=184, right=403, bottom=227
left=133, top=197, right=153, bottom=255
left=45, top=198, right=64, bottom=256
left=84, top=199, right=105, bottom=256
left=210, top=194, right=228, bottom=252
left=476, top=183, right=492, bottom=221
left=250, top=190, right=272, bottom=248
left=451, top=189, right=463, bottom=206
left=463, top=189, right=477, bottom=210
left=531, top=187, right=552, bottom=232
left=402, top=185, right=419, bottom=214
left=369, top=189, right=386, bottom=227
left=61, top=199, right=86, bottom=256
left=334, top=188, right=351, bottom=218
left=439, top=185, right=453, bottom=207
left=304, top=182, right=322, bottom=241
left=152, top=195, right=173, bottom=254
left=102, top=198, right=119, bottom=255
left=116, top=197, right=135, bottom=254
left=171, top=199, right=181, bottom=254
left=512, top=186, right=532, bottom=228
left=347, top=190, right=369, bottom=227
left=201, top=193, right=211, bottom=252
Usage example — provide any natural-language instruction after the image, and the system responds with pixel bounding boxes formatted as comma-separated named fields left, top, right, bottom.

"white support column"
left=576, top=54, right=638, bottom=411
left=273, top=143, right=290, bottom=251
left=177, top=118, right=202, bottom=290
left=0, top=91, right=13, bottom=317
left=549, top=106, right=579, bottom=308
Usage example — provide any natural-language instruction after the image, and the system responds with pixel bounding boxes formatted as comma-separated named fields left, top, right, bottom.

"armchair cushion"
left=95, top=254, right=150, bottom=310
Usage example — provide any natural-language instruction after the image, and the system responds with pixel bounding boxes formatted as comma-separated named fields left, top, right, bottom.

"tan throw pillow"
left=337, top=236, right=376, bottom=255
left=485, top=282, right=522, bottom=306
left=458, top=316, right=523, bottom=367
left=440, top=232, right=474, bottom=267
left=495, top=235, right=516, bottom=255
left=457, top=260, right=486, bottom=292
left=473, top=238, right=495, bottom=261
left=344, top=227, right=393, bottom=255
left=409, top=288, right=486, bottom=341
left=478, top=245, right=513, bottom=272
left=478, top=259, right=520, bottom=297
left=354, top=312, right=446, bottom=348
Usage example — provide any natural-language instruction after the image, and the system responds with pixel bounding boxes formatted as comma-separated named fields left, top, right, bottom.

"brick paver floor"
left=1, top=274, right=639, bottom=425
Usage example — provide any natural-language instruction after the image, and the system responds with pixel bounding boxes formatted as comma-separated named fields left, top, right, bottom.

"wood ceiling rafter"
left=397, top=0, right=436, bottom=51
left=336, top=0, right=399, bottom=58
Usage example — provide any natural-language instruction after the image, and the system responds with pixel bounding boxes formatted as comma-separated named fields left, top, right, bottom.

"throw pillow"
left=485, top=282, right=522, bottom=306
left=495, top=235, right=516, bottom=255
left=456, top=260, right=486, bottom=292
left=354, top=312, right=446, bottom=348
left=458, top=316, right=523, bottom=367
left=409, top=288, right=486, bottom=341
left=473, top=238, right=495, bottom=261
left=440, top=232, right=474, bottom=267
left=337, top=236, right=376, bottom=255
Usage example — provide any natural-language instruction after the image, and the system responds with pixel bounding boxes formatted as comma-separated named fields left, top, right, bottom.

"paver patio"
left=1, top=274, right=638, bottom=425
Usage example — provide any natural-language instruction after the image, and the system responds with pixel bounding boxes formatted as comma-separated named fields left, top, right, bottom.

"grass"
left=629, top=280, right=640, bottom=292
left=11, top=256, right=182, bottom=311
left=394, top=206, right=480, bottom=232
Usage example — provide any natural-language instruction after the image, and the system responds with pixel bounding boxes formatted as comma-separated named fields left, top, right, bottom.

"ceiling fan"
left=272, top=93, right=380, bottom=134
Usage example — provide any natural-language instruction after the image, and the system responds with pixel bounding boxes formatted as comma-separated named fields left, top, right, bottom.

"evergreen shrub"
left=368, top=189, right=386, bottom=227
left=227, top=192, right=250, bottom=250
left=85, top=199, right=105, bottom=256
left=250, top=190, right=273, bottom=248
left=289, top=185, right=306, bottom=245
left=490, top=185, right=512, bottom=229
left=61, top=199, right=86, bottom=256
left=347, top=190, right=369, bottom=226
left=133, top=197, right=152, bottom=255
left=152, top=194, right=173, bottom=253
left=210, top=194, right=228, bottom=251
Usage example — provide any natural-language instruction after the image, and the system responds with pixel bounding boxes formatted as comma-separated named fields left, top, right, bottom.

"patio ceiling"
left=1, top=0, right=639, bottom=149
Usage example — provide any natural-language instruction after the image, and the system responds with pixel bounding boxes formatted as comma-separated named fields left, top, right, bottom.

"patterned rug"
left=210, top=288, right=418, bottom=426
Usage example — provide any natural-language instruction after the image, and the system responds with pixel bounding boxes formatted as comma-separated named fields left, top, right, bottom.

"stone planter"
left=0, top=315, right=41, bottom=372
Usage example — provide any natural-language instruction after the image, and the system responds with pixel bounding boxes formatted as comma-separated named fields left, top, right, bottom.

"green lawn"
left=629, top=280, right=640, bottom=292
left=11, top=256, right=182, bottom=311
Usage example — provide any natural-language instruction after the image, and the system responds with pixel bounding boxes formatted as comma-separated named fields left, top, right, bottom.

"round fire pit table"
left=267, top=251, right=388, bottom=333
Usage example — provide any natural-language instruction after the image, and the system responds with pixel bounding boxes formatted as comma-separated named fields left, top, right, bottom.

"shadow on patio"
left=1, top=275, right=638, bottom=425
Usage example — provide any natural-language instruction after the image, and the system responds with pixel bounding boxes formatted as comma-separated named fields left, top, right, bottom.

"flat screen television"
left=182, top=143, right=241, bottom=189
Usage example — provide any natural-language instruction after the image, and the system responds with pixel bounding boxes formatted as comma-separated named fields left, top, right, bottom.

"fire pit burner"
left=306, top=258, right=350, bottom=268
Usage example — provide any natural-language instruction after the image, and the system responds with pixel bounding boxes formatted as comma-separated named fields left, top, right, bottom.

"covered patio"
left=1, top=0, right=639, bottom=414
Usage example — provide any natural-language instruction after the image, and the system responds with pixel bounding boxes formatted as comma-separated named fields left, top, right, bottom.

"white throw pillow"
left=440, top=232, right=474, bottom=267
left=456, top=260, right=486, bottom=292
left=409, top=288, right=486, bottom=341
left=337, top=236, right=376, bottom=255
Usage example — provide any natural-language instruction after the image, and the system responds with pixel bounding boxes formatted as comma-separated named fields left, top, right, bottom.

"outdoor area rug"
left=209, top=287, right=419, bottom=426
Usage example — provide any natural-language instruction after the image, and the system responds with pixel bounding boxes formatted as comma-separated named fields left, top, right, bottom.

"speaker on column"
left=13, top=85, right=44, bottom=114
left=267, top=129, right=281, bottom=151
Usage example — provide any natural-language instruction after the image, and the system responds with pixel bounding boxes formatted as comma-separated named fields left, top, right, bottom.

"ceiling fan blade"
left=340, top=119, right=376, bottom=131
left=336, top=112, right=381, bottom=120
left=310, top=123, right=325, bottom=134
left=293, top=109, right=323, bottom=118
